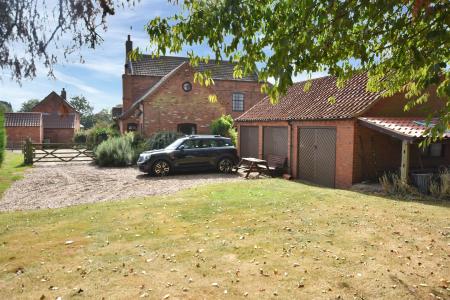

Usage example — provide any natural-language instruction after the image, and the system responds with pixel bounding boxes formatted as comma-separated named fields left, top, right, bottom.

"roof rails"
left=184, top=134, right=224, bottom=138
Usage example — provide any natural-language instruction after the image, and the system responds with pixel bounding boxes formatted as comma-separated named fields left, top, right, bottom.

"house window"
left=127, top=123, right=138, bottom=132
left=421, top=143, right=444, bottom=158
left=232, top=93, right=244, bottom=111
left=182, top=82, right=192, bottom=92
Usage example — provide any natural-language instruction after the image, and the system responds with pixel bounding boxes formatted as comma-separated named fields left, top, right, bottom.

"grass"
left=0, top=177, right=449, bottom=298
left=0, top=152, right=28, bottom=197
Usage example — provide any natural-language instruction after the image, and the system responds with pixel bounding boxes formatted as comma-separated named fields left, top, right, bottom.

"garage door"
left=298, top=128, right=336, bottom=187
left=239, top=126, right=259, bottom=158
left=263, top=126, right=288, bottom=158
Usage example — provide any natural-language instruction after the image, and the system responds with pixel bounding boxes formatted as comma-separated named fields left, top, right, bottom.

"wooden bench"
left=258, top=154, right=287, bottom=176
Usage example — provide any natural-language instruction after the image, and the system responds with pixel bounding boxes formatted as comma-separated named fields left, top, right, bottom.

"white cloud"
left=70, top=60, right=124, bottom=78
left=53, top=71, right=102, bottom=95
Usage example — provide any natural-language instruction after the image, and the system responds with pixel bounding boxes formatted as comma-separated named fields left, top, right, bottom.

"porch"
left=357, top=117, right=450, bottom=189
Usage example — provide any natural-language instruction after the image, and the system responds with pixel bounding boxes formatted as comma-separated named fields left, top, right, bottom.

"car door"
left=194, top=139, right=216, bottom=168
left=173, top=139, right=202, bottom=169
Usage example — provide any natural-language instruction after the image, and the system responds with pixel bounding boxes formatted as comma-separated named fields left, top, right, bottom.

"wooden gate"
left=24, top=139, right=94, bottom=164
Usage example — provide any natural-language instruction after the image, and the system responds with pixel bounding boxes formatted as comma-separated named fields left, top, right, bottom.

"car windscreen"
left=165, top=138, right=186, bottom=150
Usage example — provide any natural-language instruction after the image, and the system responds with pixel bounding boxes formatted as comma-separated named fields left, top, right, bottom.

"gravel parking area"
left=0, top=162, right=242, bottom=211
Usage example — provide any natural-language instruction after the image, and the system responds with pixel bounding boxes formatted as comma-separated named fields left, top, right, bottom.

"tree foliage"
left=69, top=95, right=94, bottom=128
left=18, top=99, right=40, bottom=112
left=93, top=109, right=113, bottom=125
left=146, top=0, right=450, bottom=140
left=210, top=115, right=237, bottom=145
left=147, top=131, right=183, bottom=150
left=0, top=101, right=13, bottom=112
left=1, top=0, right=131, bottom=81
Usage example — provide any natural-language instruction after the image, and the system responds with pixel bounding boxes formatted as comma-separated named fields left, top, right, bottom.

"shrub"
left=0, top=109, right=5, bottom=166
left=428, top=168, right=450, bottom=199
left=95, top=133, right=134, bottom=167
left=379, top=172, right=418, bottom=196
left=73, top=130, right=88, bottom=144
left=210, top=114, right=237, bottom=145
left=147, top=131, right=183, bottom=150
left=86, top=125, right=119, bottom=148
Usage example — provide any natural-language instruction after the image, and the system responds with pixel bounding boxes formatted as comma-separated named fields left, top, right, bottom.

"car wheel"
left=218, top=157, right=234, bottom=173
left=152, top=160, right=171, bottom=176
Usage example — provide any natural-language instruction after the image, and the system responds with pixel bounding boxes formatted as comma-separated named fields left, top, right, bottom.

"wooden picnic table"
left=235, top=157, right=270, bottom=178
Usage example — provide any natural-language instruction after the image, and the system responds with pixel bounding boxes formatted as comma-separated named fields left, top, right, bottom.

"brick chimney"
left=125, top=35, right=133, bottom=57
left=61, top=88, right=67, bottom=100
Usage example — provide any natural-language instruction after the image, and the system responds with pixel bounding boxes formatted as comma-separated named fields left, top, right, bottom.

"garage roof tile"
left=5, top=113, right=42, bottom=127
left=237, top=73, right=381, bottom=121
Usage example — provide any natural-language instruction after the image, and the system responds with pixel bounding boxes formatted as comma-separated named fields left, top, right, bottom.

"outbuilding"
left=5, top=89, right=80, bottom=148
left=235, top=74, right=448, bottom=188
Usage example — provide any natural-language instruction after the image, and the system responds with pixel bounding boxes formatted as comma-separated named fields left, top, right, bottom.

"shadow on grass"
left=290, top=178, right=450, bottom=208
left=135, top=169, right=241, bottom=181
left=352, top=185, right=450, bottom=208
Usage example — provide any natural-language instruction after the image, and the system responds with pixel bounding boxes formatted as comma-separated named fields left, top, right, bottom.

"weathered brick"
left=120, top=64, right=264, bottom=136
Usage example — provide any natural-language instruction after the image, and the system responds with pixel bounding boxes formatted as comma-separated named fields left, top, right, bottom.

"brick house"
left=5, top=113, right=43, bottom=148
left=5, top=89, right=80, bottom=148
left=117, top=36, right=264, bottom=136
left=235, top=73, right=448, bottom=188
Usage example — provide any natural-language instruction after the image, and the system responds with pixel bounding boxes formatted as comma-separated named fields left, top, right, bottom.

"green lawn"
left=0, top=176, right=449, bottom=299
left=0, top=152, right=28, bottom=197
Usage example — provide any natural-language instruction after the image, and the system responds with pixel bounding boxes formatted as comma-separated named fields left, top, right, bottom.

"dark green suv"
left=137, top=135, right=239, bottom=176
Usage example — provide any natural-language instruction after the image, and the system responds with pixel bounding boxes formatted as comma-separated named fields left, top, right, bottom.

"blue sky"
left=1, top=0, right=326, bottom=112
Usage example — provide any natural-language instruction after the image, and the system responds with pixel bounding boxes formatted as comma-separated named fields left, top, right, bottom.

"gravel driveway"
left=0, top=162, right=242, bottom=211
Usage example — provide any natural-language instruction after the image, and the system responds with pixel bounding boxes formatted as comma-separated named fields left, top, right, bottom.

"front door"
left=177, top=123, right=197, bottom=135
left=298, top=127, right=336, bottom=187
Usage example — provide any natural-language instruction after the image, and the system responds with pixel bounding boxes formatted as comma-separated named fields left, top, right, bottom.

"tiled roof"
left=5, top=113, right=42, bottom=127
left=33, top=91, right=79, bottom=114
left=237, top=73, right=381, bottom=121
left=358, top=117, right=449, bottom=140
left=42, top=113, right=76, bottom=129
left=129, top=55, right=259, bottom=81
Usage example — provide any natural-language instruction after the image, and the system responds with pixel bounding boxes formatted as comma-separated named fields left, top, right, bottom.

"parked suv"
left=137, top=135, right=239, bottom=176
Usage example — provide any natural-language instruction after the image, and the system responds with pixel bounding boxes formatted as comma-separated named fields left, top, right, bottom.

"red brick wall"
left=6, top=126, right=42, bottom=147
left=355, top=89, right=448, bottom=182
left=291, top=120, right=356, bottom=189
left=122, top=64, right=264, bottom=136
left=33, top=93, right=77, bottom=114
left=214, top=80, right=263, bottom=119
left=142, top=66, right=224, bottom=135
left=409, top=142, right=450, bottom=170
left=43, top=128, right=75, bottom=143
left=353, top=124, right=450, bottom=182
left=122, top=75, right=161, bottom=111
left=364, top=89, right=444, bottom=117
left=237, top=119, right=355, bottom=189
left=32, top=92, right=81, bottom=131
left=236, top=121, right=290, bottom=160
left=353, top=124, right=402, bottom=182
